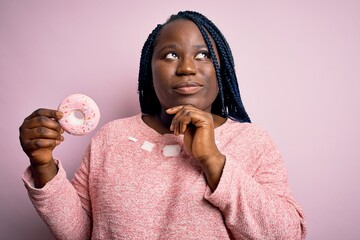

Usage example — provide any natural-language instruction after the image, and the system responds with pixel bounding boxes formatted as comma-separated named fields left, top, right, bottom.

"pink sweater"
left=23, top=114, right=306, bottom=239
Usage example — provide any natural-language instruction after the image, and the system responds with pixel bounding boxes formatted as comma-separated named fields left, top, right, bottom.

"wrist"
left=200, top=153, right=226, bottom=191
left=30, top=158, right=57, bottom=171
left=30, top=159, right=58, bottom=188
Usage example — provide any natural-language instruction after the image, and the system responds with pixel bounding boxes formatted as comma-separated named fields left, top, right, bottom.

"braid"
left=138, top=11, right=251, bottom=123
left=177, top=13, right=225, bottom=116
left=138, top=24, right=162, bottom=114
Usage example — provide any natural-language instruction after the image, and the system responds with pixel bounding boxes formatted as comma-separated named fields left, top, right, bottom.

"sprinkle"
left=128, top=136, right=138, bottom=142
left=141, top=141, right=155, bottom=152
left=163, top=145, right=181, bottom=157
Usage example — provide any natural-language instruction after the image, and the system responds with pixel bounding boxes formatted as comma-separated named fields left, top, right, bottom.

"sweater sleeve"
left=22, top=159, right=92, bottom=240
left=204, top=128, right=307, bottom=240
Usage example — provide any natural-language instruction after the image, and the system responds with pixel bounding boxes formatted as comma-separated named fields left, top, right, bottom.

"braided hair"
left=138, top=10, right=251, bottom=123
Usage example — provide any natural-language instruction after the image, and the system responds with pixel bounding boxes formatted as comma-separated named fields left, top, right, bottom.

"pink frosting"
left=58, top=94, right=100, bottom=136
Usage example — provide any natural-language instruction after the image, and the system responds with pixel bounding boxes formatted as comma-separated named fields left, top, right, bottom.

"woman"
left=20, top=11, right=306, bottom=239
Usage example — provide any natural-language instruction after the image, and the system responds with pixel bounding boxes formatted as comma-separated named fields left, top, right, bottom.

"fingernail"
left=56, top=111, right=63, bottom=119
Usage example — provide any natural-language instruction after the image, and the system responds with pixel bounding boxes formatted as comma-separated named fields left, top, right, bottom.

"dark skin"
left=19, top=109, right=64, bottom=188
left=19, top=19, right=226, bottom=190
left=142, top=19, right=227, bottom=190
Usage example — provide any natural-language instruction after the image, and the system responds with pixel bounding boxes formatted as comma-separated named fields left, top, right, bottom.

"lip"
left=172, top=81, right=203, bottom=95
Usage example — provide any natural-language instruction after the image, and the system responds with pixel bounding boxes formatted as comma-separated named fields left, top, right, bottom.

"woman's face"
left=151, top=19, right=219, bottom=113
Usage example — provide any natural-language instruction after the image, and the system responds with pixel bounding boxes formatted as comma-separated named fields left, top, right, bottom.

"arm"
left=20, top=109, right=92, bottom=239
left=23, top=159, right=92, bottom=239
left=204, top=128, right=307, bottom=239
left=166, top=105, right=225, bottom=190
left=166, top=106, right=306, bottom=238
left=19, top=108, right=64, bottom=188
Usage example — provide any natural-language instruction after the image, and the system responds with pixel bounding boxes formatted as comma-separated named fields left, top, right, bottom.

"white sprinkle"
left=215, top=140, right=220, bottom=145
left=141, top=141, right=155, bottom=152
left=128, top=136, right=138, bottom=142
left=163, top=145, right=181, bottom=157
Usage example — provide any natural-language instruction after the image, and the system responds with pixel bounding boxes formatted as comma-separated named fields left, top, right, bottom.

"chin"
left=175, top=101, right=211, bottom=112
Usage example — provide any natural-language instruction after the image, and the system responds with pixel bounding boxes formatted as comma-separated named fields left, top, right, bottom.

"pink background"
left=1, top=1, right=359, bottom=239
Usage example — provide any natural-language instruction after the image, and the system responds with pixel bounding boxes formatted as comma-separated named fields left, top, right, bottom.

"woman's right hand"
left=19, top=109, right=64, bottom=187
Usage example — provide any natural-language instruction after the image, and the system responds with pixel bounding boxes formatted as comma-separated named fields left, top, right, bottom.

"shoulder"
left=218, top=120, right=282, bottom=170
left=217, top=119, right=277, bottom=154
left=220, top=119, right=271, bottom=141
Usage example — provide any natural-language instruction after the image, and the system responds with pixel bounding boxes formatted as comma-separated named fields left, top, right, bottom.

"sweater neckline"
left=135, top=113, right=231, bottom=139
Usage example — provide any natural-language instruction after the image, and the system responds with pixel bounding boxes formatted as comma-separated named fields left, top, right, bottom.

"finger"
left=171, top=106, right=197, bottom=135
left=166, top=105, right=185, bottom=115
left=24, top=115, right=63, bottom=131
left=170, top=106, right=189, bottom=134
left=167, top=107, right=182, bottom=132
left=178, top=112, right=193, bottom=135
left=25, top=108, right=63, bottom=121
left=24, top=127, right=64, bottom=141
left=22, top=138, right=61, bottom=153
left=20, top=128, right=64, bottom=154
left=176, top=108, right=214, bottom=134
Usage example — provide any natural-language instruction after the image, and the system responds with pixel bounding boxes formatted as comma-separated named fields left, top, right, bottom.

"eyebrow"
left=157, top=43, right=208, bottom=52
left=192, top=44, right=208, bottom=49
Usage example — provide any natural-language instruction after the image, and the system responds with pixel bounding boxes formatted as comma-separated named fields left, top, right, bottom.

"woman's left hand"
left=166, top=105, right=225, bottom=190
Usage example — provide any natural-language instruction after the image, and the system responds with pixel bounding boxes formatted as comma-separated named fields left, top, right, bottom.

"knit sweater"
left=23, top=114, right=306, bottom=239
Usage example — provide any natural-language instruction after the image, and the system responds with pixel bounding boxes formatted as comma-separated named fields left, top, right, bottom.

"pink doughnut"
left=58, top=94, right=100, bottom=136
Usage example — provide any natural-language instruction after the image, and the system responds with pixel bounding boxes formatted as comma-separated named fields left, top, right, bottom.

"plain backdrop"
left=1, top=0, right=359, bottom=239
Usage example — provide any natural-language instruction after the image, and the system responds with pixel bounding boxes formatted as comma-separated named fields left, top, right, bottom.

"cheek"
left=206, top=68, right=218, bottom=94
left=211, top=81, right=219, bottom=100
left=153, top=79, right=165, bottom=96
left=210, top=76, right=220, bottom=103
left=152, top=61, right=177, bottom=91
left=152, top=61, right=172, bottom=82
left=151, top=63, right=171, bottom=101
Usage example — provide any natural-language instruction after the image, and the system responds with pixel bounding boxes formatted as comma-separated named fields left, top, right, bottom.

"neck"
left=159, top=109, right=174, bottom=129
left=142, top=110, right=227, bottom=135
left=141, top=111, right=173, bottom=135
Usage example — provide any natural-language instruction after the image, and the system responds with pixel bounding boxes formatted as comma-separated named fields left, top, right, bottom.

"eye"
left=195, top=51, right=210, bottom=60
left=164, top=52, right=178, bottom=60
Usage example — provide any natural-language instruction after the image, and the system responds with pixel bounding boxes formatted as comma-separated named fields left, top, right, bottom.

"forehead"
left=154, top=19, right=204, bottom=46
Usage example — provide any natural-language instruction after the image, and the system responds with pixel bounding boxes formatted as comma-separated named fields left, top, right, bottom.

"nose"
left=176, top=57, right=197, bottom=76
